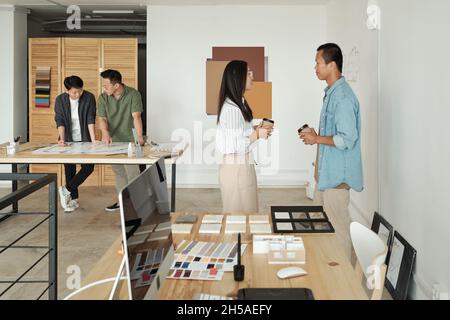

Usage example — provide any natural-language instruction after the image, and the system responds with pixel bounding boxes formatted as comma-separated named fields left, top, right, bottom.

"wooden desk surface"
left=71, top=212, right=368, bottom=300
left=0, top=142, right=184, bottom=165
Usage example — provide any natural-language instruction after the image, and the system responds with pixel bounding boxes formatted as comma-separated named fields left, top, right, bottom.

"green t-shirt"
left=97, top=85, right=144, bottom=142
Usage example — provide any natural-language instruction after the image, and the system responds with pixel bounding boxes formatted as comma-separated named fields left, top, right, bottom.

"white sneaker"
left=58, top=186, right=72, bottom=210
left=68, top=199, right=79, bottom=209
left=64, top=202, right=77, bottom=213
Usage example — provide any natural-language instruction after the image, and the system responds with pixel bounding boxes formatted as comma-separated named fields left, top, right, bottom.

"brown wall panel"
left=244, top=82, right=272, bottom=119
left=206, top=60, right=229, bottom=115
left=212, top=47, right=265, bottom=81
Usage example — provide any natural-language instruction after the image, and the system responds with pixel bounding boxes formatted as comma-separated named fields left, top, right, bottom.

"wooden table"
left=0, top=142, right=186, bottom=213
left=71, top=212, right=368, bottom=300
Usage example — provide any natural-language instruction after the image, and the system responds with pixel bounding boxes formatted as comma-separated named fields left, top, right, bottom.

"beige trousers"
left=111, top=164, right=141, bottom=195
left=314, top=187, right=352, bottom=259
left=219, top=154, right=258, bottom=214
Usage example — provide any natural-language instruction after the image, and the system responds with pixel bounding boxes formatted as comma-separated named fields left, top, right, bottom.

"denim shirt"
left=317, top=77, right=363, bottom=192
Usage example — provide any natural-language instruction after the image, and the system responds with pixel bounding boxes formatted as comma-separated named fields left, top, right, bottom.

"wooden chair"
left=350, top=222, right=388, bottom=300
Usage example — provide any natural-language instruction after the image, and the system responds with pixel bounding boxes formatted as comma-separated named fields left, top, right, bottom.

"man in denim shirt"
left=300, top=43, right=363, bottom=258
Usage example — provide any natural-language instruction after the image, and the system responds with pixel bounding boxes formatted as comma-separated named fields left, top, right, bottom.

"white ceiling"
left=0, top=0, right=330, bottom=6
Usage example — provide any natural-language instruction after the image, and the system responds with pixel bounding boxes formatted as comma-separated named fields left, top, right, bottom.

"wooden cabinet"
left=28, top=37, right=138, bottom=187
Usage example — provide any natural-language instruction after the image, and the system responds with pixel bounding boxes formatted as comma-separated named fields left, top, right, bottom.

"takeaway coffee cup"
left=261, top=118, right=275, bottom=128
left=298, top=124, right=316, bottom=134
left=260, top=118, right=274, bottom=139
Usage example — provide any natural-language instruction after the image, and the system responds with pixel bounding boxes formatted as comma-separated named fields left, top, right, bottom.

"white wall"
left=147, top=5, right=326, bottom=187
left=0, top=7, right=14, bottom=149
left=378, top=0, right=450, bottom=300
left=326, top=0, right=379, bottom=225
left=13, top=8, right=28, bottom=143
left=0, top=5, right=27, bottom=186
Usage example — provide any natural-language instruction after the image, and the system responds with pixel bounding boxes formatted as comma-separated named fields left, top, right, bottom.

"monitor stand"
left=109, top=255, right=132, bottom=300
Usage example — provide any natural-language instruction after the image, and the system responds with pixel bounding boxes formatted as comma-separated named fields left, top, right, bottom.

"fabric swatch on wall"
left=35, top=66, right=51, bottom=108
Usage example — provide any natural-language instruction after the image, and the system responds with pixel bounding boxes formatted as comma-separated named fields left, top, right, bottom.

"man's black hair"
left=63, top=75, right=83, bottom=90
left=100, top=69, right=122, bottom=85
left=317, top=43, right=343, bottom=73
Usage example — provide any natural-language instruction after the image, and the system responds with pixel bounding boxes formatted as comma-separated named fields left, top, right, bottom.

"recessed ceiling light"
left=92, top=10, right=134, bottom=14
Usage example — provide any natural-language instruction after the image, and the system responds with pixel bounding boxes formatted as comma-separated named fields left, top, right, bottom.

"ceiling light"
left=92, top=10, right=134, bottom=14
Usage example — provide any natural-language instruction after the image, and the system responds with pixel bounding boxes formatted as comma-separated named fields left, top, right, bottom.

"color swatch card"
left=167, top=268, right=224, bottom=281
left=130, top=248, right=165, bottom=288
left=147, top=229, right=171, bottom=242
left=171, top=240, right=248, bottom=277
left=271, top=206, right=335, bottom=234
left=155, top=221, right=172, bottom=232
left=202, top=215, right=224, bottom=224
left=274, top=212, right=290, bottom=219
left=168, top=240, right=248, bottom=281
left=225, top=223, right=246, bottom=234
left=249, top=215, right=270, bottom=224
left=226, top=215, right=246, bottom=224
left=199, top=223, right=222, bottom=234
left=250, top=223, right=272, bottom=234
left=127, top=233, right=148, bottom=246
left=172, top=224, right=193, bottom=234
left=134, top=224, right=156, bottom=236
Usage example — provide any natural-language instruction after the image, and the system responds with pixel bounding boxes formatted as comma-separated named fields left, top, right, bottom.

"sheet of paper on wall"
left=386, top=237, right=405, bottom=289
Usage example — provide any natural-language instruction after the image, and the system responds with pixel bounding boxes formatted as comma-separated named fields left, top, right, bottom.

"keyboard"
left=192, top=293, right=234, bottom=300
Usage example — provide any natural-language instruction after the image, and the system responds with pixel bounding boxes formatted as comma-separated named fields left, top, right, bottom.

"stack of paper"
left=226, top=215, right=246, bottom=224
left=225, top=223, right=246, bottom=234
left=199, top=223, right=222, bottom=234
left=249, top=215, right=271, bottom=234
left=202, top=215, right=224, bottom=224
left=172, top=224, right=193, bottom=234
left=249, top=215, right=270, bottom=224
left=250, top=224, right=272, bottom=234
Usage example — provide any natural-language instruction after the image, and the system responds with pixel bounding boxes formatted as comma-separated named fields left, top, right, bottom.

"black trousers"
left=64, top=164, right=95, bottom=199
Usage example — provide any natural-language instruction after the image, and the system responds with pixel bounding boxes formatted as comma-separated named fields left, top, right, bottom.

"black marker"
left=233, top=233, right=245, bottom=281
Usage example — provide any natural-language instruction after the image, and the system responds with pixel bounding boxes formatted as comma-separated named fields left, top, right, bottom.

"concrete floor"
left=0, top=186, right=390, bottom=300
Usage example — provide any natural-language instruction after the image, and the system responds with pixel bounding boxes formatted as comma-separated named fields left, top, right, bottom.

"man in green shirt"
left=98, top=69, right=144, bottom=212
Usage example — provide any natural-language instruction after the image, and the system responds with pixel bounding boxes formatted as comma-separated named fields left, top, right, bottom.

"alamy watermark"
left=66, top=5, right=81, bottom=30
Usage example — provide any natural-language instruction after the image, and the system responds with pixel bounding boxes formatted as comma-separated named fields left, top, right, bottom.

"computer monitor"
left=116, top=158, right=174, bottom=300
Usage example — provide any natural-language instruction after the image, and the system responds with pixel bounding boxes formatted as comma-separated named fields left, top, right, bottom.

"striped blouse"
left=215, top=98, right=256, bottom=155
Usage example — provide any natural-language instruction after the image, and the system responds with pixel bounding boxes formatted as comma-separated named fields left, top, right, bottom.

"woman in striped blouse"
left=215, top=60, right=273, bottom=213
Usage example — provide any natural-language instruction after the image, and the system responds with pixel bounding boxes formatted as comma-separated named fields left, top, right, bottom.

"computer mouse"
left=276, top=267, right=307, bottom=279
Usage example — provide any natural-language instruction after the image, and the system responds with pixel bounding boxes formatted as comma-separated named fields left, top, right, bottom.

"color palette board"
left=130, top=248, right=165, bottom=288
left=35, top=66, right=51, bottom=108
left=167, top=240, right=247, bottom=281
left=271, top=206, right=335, bottom=234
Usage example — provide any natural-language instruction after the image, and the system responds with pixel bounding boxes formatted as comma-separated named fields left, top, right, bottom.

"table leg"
left=12, top=164, right=18, bottom=213
left=171, top=163, right=176, bottom=212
